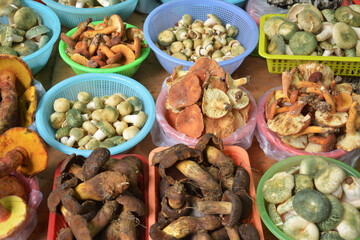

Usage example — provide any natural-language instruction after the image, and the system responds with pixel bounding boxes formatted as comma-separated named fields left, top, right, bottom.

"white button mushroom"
left=53, top=98, right=70, bottom=113
left=123, top=111, right=147, bottom=128
left=92, top=120, right=116, bottom=141
left=122, top=126, right=140, bottom=140
left=66, top=128, right=85, bottom=147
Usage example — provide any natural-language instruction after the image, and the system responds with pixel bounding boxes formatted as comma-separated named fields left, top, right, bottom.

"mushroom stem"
left=282, top=70, right=292, bottom=99
left=288, top=100, right=307, bottom=117
left=0, top=203, right=10, bottom=222
left=266, top=97, right=283, bottom=120
left=346, top=102, right=358, bottom=135
left=92, top=129, right=106, bottom=141
left=323, top=49, right=335, bottom=56
left=197, top=201, right=232, bottom=215
left=292, top=126, right=338, bottom=138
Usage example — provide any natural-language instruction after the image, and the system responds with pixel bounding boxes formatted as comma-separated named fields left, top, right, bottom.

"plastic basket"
left=41, top=0, right=138, bottom=28
left=256, top=155, right=360, bottom=240
left=151, top=85, right=257, bottom=149
left=35, top=73, right=155, bottom=157
left=143, top=0, right=258, bottom=74
left=160, top=0, right=247, bottom=8
left=255, top=87, right=360, bottom=167
left=59, top=21, right=150, bottom=77
left=47, top=154, right=149, bottom=240
left=0, top=0, right=60, bottom=75
left=259, top=14, right=360, bottom=76
left=148, top=146, right=264, bottom=240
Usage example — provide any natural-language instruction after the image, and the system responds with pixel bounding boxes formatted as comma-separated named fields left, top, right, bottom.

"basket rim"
left=35, top=73, right=155, bottom=157
left=41, top=0, right=138, bottom=14
left=258, top=14, right=360, bottom=62
left=59, top=22, right=150, bottom=73
left=20, top=0, right=61, bottom=63
left=256, top=155, right=360, bottom=240
left=143, top=0, right=259, bottom=69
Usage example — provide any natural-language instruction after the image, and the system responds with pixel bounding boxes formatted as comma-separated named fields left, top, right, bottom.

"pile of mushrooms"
left=150, top=134, right=260, bottom=240
left=0, top=0, right=50, bottom=57
left=61, top=15, right=146, bottom=69
left=165, top=57, right=251, bottom=139
left=49, top=91, right=147, bottom=150
left=156, top=13, right=245, bottom=62
left=263, top=155, right=360, bottom=240
left=58, top=0, right=126, bottom=8
left=47, top=148, right=146, bottom=240
left=265, top=62, right=360, bottom=153
left=263, top=3, right=360, bottom=57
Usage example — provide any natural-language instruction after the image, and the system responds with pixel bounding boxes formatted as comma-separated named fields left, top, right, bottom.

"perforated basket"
left=35, top=73, right=155, bottom=157
left=259, top=14, right=360, bottom=76
left=160, top=0, right=247, bottom=7
left=143, top=0, right=259, bottom=74
left=41, top=0, right=138, bottom=28
left=0, top=0, right=60, bottom=75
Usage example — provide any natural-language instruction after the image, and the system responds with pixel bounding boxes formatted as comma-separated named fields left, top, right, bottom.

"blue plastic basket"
left=144, top=0, right=258, bottom=74
left=161, top=0, right=247, bottom=8
left=41, top=0, right=138, bottom=28
left=35, top=73, right=156, bottom=157
left=0, top=0, right=60, bottom=75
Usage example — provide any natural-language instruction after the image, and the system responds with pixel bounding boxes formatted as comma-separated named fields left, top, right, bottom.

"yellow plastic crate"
left=259, top=14, right=360, bottom=76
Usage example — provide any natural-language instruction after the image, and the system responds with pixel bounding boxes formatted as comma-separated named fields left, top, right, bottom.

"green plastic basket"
left=59, top=21, right=150, bottom=77
left=259, top=14, right=360, bottom=76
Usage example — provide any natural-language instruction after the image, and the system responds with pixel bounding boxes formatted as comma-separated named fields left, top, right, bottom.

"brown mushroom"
left=82, top=147, right=110, bottom=180
left=204, top=145, right=234, bottom=178
left=204, top=112, right=236, bottom=139
left=267, top=112, right=312, bottom=136
left=309, top=133, right=336, bottom=152
left=189, top=57, right=224, bottom=78
left=149, top=221, right=177, bottom=240
left=102, top=208, right=137, bottom=240
left=225, top=226, right=241, bottom=240
left=210, top=227, right=230, bottom=240
left=109, top=14, right=124, bottom=38
left=175, top=104, right=204, bottom=139
left=232, top=166, right=250, bottom=193
left=335, top=92, right=353, bottom=112
left=133, top=36, right=141, bottom=59
left=56, top=228, right=73, bottom=240
left=208, top=76, right=228, bottom=93
left=71, top=18, right=92, bottom=41
left=165, top=109, right=178, bottom=129
left=189, top=67, right=210, bottom=87
left=195, top=133, right=224, bottom=152
left=314, top=110, right=348, bottom=127
left=109, top=44, right=135, bottom=65
left=61, top=188, right=97, bottom=218
left=337, top=102, right=360, bottom=151
left=115, top=191, right=145, bottom=216
left=193, top=231, right=213, bottom=240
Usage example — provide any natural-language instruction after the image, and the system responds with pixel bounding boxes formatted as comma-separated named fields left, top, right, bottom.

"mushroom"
left=262, top=171, right=294, bottom=204
left=336, top=202, right=360, bottom=240
left=126, top=96, right=143, bottom=112
left=12, top=39, right=38, bottom=56
left=314, top=110, right=348, bottom=127
left=122, top=126, right=140, bottom=140
left=335, top=6, right=360, bottom=27
left=117, top=101, right=132, bottom=116
left=267, top=34, right=285, bottom=55
left=316, top=22, right=333, bottom=42
left=0, top=195, right=28, bottom=239
left=262, top=16, right=285, bottom=39
left=204, top=14, right=222, bottom=28
left=101, top=106, right=119, bottom=123
left=283, top=215, right=319, bottom=240
left=197, top=190, right=241, bottom=227
left=332, top=22, right=357, bottom=50
left=297, top=8, right=322, bottom=34
left=54, top=98, right=71, bottom=113
left=267, top=111, right=311, bottom=136
left=225, top=71, right=250, bottom=90
left=341, top=176, right=360, bottom=208
left=113, top=120, right=128, bottom=135
left=278, top=21, right=298, bottom=41
left=107, top=136, right=126, bottom=145
left=337, top=102, right=360, bottom=151
left=66, top=109, right=83, bottom=128
left=55, top=126, right=71, bottom=142
left=91, top=109, right=103, bottom=122
left=227, top=89, right=249, bottom=110
left=92, top=120, right=116, bottom=141
left=202, top=88, right=231, bottom=119
left=123, top=111, right=147, bottom=128
left=308, top=134, right=336, bottom=152
left=66, top=128, right=85, bottom=147
left=78, top=135, right=92, bottom=148
left=289, top=31, right=317, bottom=55
left=13, top=7, right=37, bottom=31
left=85, top=139, right=100, bottom=150
left=321, top=9, right=337, bottom=24
left=319, top=41, right=336, bottom=56
left=50, top=112, right=66, bottom=129
left=87, top=97, right=103, bottom=111
left=314, top=165, right=346, bottom=195
left=75, top=0, right=94, bottom=8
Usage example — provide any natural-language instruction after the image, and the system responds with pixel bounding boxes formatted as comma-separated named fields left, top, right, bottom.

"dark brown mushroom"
left=47, top=187, right=66, bottom=214
left=232, top=166, right=250, bottom=193
left=61, top=154, right=86, bottom=175
left=56, top=228, right=74, bottom=240
left=102, top=208, right=137, bottom=240
left=54, top=172, right=79, bottom=189
left=159, top=194, right=191, bottom=221
left=61, top=188, right=97, bottom=218
left=149, top=221, right=177, bottom=240
left=152, top=144, right=189, bottom=166
left=238, top=223, right=260, bottom=240
left=115, top=191, right=146, bottom=216
left=225, top=226, right=241, bottom=240
left=195, top=133, right=224, bottom=152
left=204, top=146, right=235, bottom=179
left=192, top=231, right=213, bottom=240
left=210, top=227, right=230, bottom=240
left=82, top=147, right=110, bottom=180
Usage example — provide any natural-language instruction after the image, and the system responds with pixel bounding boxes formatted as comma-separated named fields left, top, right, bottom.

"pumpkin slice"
left=315, top=111, right=348, bottom=127
left=0, top=54, right=33, bottom=95
left=189, top=57, right=224, bottom=78
left=18, top=86, right=37, bottom=127
left=267, top=112, right=311, bottom=136
left=110, top=44, right=135, bottom=65
left=204, top=111, right=236, bottom=139
left=168, top=72, right=202, bottom=109
left=0, top=127, right=48, bottom=177
left=175, top=104, right=204, bottom=138
left=280, top=135, right=308, bottom=149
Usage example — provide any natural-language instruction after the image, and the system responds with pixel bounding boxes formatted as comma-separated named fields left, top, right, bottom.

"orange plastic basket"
left=148, top=146, right=264, bottom=239
left=47, top=154, right=149, bottom=240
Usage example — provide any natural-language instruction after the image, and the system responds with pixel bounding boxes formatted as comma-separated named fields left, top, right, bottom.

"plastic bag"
left=151, top=78, right=257, bottom=149
left=246, top=0, right=288, bottom=25
left=7, top=172, right=42, bottom=240
left=255, top=87, right=360, bottom=167
left=28, top=79, right=46, bottom=133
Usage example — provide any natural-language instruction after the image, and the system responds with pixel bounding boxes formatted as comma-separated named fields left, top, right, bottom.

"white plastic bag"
left=255, top=87, right=360, bottom=167
left=246, top=0, right=287, bottom=25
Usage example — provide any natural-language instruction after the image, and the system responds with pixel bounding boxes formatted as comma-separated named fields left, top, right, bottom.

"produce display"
left=266, top=0, right=342, bottom=9
left=262, top=156, right=360, bottom=240
left=263, top=3, right=360, bottom=57
left=57, top=0, right=126, bottom=8
left=0, top=0, right=50, bottom=57
left=165, top=57, right=251, bottom=139
left=149, top=134, right=261, bottom=240
left=156, top=13, right=245, bottom=62
left=264, top=62, right=360, bottom=153
left=61, top=14, right=146, bottom=69
left=0, top=55, right=37, bottom=133
left=47, top=148, right=145, bottom=240
left=49, top=91, right=147, bottom=150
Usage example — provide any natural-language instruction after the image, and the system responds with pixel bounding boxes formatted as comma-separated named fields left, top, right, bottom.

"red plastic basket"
left=47, top=154, right=149, bottom=240
left=148, top=146, right=264, bottom=240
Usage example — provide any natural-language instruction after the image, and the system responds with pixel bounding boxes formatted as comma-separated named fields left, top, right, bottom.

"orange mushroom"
left=168, top=72, right=202, bottom=109
left=292, top=126, right=338, bottom=138
left=175, top=104, right=204, bottom=138
left=309, top=133, right=336, bottom=152
left=188, top=67, right=210, bottom=87
left=108, top=14, right=124, bottom=38
left=204, top=111, right=236, bottom=139
left=208, top=76, right=228, bottom=93
left=165, top=109, right=178, bottom=129
left=334, top=92, right=353, bottom=112
left=109, top=44, right=135, bottom=65
left=189, top=57, right=224, bottom=78
left=336, top=102, right=360, bottom=151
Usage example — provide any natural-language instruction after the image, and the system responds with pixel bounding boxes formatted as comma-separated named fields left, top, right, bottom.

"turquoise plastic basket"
left=35, top=73, right=155, bottom=157
left=41, top=0, right=138, bottom=28
left=144, top=0, right=258, bottom=74
left=0, top=0, right=60, bottom=75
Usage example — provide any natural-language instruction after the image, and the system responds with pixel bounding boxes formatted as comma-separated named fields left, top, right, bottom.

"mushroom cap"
left=221, top=190, right=242, bottom=227
left=175, top=104, right=204, bottom=139
left=267, top=34, right=285, bottom=55
left=286, top=3, right=324, bottom=22
left=13, top=40, right=38, bottom=57
left=315, top=110, right=348, bottom=127
left=13, top=7, right=37, bottom=31
left=101, top=106, right=119, bottom=123
left=289, top=31, right=317, bottom=55
left=227, top=89, right=249, bottom=110
left=69, top=127, right=85, bottom=141
left=280, top=135, right=308, bottom=149
left=25, top=25, right=50, bottom=40
left=267, top=112, right=311, bottom=136
left=333, top=22, right=358, bottom=50
left=126, top=96, right=143, bottom=112
left=77, top=91, right=92, bottom=103
left=108, top=14, right=124, bottom=38
left=122, top=126, right=140, bottom=140
left=278, top=21, right=298, bottom=41
left=0, top=195, right=28, bottom=239
left=263, top=16, right=285, bottom=39
left=96, top=120, right=116, bottom=137
left=55, top=126, right=71, bottom=140
left=297, top=8, right=322, bottom=34
left=202, top=88, right=231, bottom=119
left=66, top=109, right=83, bottom=128
left=85, top=139, right=100, bottom=150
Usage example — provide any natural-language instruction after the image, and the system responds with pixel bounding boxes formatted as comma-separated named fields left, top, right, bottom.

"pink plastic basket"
left=47, top=154, right=150, bottom=240
left=151, top=86, right=257, bottom=149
